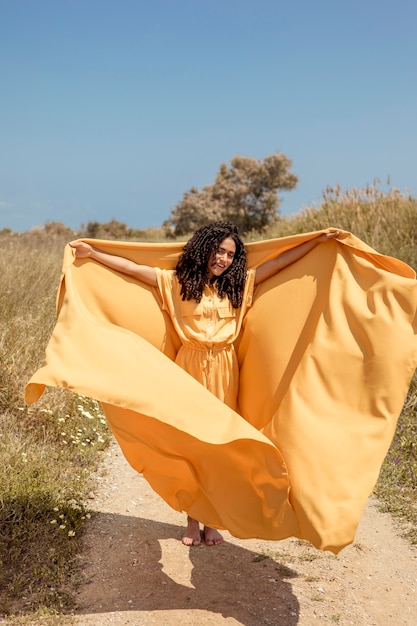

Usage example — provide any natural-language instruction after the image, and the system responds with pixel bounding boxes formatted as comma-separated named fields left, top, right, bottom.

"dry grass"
left=0, top=232, right=112, bottom=621
left=265, top=183, right=417, bottom=268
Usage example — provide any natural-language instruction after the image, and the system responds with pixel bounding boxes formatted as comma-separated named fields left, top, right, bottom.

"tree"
left=81, top=219, right=135, bottom=240
left=166, top=153, right=298, bottom=236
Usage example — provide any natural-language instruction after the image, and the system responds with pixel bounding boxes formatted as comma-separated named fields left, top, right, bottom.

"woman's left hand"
left=318, top=230, right=340, bottom=242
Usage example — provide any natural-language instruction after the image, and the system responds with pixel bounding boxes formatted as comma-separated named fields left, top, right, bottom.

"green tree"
left=166, top=153, right=298, bottom=236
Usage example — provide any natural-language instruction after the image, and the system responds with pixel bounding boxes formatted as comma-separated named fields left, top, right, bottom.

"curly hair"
left=175, top=222, right=247, bottom=308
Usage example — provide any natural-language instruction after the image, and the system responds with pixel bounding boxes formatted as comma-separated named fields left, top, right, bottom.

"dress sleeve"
left=155, top=268, right=176, bottom=312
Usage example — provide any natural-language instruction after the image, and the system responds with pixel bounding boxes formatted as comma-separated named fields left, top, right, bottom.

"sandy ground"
left=74, top=440, right=417, bottom=626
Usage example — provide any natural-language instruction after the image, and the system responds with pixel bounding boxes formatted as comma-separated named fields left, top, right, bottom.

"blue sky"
left=1, top=0, right=416, bottom=232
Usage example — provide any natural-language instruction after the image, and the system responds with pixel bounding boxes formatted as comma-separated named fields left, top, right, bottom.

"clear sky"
left=1, top=0, right=416, bottom=232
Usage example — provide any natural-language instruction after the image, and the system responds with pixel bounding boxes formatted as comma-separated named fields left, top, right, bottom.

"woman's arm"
left=69, top=241, right=158, bottom=287
left=254, top=231, right=340, bottom=285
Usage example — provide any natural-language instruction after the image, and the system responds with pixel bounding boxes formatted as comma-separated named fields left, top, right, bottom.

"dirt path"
left=75, top=440, right=417, bottom=626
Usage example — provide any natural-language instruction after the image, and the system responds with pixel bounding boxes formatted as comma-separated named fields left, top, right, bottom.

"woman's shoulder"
left=155, top=268, right=176, bottom=280
left=155, top=268, right=179, bottom=293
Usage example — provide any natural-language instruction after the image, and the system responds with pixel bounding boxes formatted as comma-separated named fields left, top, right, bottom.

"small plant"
left=261, top=548, right=294, bottom=562
left=297, top=550, right=321, bottom=563
left=304, top=575, right=319, bottom=583
left=311, top=593, right=325, bottom=602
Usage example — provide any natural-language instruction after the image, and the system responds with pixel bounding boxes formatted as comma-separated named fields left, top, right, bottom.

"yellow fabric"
left=156, top=268, right=256, bottom=407
left=25, top=229, right=417, bottom=552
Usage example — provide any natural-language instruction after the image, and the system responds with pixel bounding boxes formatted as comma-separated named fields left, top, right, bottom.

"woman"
left=70, top=222, right=339, bottom=546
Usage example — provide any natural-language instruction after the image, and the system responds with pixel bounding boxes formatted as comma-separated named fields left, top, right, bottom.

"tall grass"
left=0, top=232, right=112, bottom=622
left=266, top=183, right=417, bottom=268
left=1, top=185, right=416, bottom=621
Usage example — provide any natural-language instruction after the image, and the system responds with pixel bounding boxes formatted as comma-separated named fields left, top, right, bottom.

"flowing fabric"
left=25, top=229, right=417, bottom=552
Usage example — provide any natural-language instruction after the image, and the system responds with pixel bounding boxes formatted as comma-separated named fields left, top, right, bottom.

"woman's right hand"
left=69, top=241, right=93, bottom=258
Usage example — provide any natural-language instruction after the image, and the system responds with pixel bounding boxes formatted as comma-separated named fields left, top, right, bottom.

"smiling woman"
left=25, top=223, right=411, bottom=556
left=55, top=221, right=338, bottom=547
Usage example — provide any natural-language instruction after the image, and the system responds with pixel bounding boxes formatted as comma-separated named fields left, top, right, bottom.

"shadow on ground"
left=76, top=511, right=300, bottom=625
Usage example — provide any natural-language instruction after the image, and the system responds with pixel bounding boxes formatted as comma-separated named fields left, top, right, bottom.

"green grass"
left=1, top=185, right=417, bottom=620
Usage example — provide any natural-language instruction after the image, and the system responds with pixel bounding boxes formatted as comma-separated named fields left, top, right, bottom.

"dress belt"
left=181, top=343, right=232, bottom=353
left=180, top=344, right=233, bottom=392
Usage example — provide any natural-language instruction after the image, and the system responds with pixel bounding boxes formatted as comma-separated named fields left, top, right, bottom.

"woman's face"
left=208, top=237, right=236, bottom=279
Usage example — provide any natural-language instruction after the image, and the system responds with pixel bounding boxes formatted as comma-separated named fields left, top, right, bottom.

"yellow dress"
left=25, top=230, right=417, bottom=552
left=155, top=268, right=256, bottom=409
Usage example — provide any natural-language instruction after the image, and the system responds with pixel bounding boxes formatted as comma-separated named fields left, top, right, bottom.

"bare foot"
left=203, top=526, right=224, bottom=546
left=182, top=516, right=201, bottom=546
